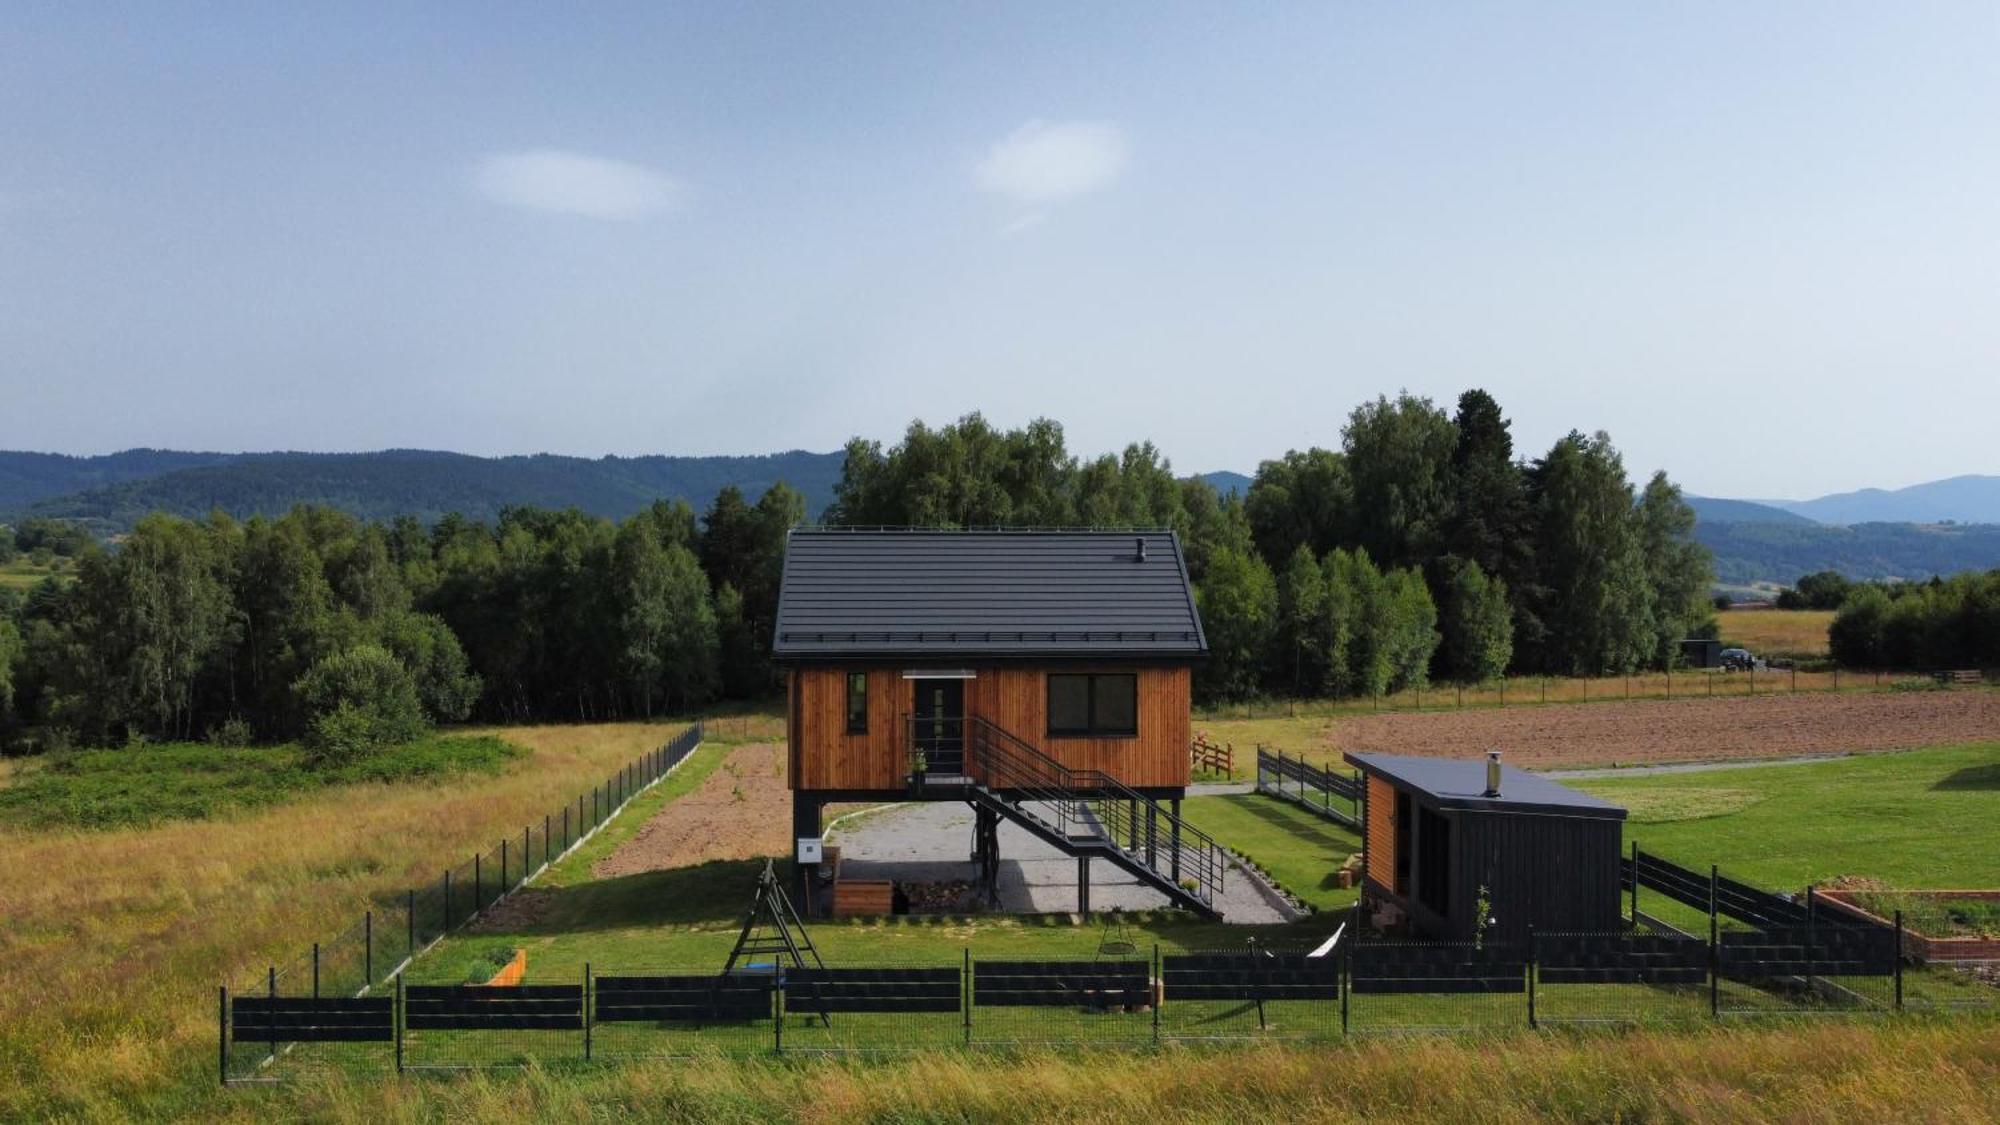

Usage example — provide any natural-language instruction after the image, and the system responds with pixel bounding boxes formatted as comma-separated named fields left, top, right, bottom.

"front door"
left=910, top=678, right=966, bottom=777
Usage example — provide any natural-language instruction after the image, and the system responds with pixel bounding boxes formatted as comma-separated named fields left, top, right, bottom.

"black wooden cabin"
left=1346, top=751, right=1627, bottom=944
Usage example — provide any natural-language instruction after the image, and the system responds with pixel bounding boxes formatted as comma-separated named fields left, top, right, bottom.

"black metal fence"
left=221, top=722, right=703, bottom=1083
left=222, top=914, right=1999, bottom=1079
left=1254, top=747, right=1361, bottom=829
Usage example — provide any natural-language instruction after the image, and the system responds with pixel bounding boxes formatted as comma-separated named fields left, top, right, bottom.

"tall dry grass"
left=212, top=1018, right=2000, bottom=1123
left=0, top=719, right=698, bottom=1120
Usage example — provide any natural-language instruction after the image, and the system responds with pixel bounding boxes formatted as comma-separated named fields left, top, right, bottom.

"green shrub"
left=293, top=645, right=429, bottom=767
left=205, top=716, right=254, bottom=748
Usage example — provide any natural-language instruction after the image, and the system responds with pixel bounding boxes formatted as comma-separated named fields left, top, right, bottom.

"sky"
left=2, top=3, right=1996, bottom=500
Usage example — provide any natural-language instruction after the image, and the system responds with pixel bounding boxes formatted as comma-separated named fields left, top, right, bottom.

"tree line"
left=0, top=389, right=1716, bottom=752
left=0, top=487, right=801, bottom=755
left=827, top=392, right=1714, bottom=699
left=1827, top=570, right=2000, bottom=670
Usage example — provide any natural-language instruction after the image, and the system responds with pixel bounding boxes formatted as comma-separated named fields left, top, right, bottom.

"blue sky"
left=2, top=3, right=1996, bottom=498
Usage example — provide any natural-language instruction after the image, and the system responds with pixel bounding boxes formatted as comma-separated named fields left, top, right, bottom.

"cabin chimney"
left=1135, top=535, right=1147, bottom=562
left=1484, top=750, right=1502, bottom=798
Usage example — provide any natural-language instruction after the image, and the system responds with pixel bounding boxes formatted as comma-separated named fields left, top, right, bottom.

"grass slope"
left=0, top=716, right=712, bottom=1122
left=1178, top=793, right=1361, bottom=912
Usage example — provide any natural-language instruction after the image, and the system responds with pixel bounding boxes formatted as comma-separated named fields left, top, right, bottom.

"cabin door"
left=910, top=679, right=966, bottom=776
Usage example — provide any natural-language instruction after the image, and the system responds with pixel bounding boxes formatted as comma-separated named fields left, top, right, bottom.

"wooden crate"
left=833, top=879, right=894, bottom=918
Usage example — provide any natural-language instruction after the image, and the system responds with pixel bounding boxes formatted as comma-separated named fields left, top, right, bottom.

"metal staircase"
left=910, top=714, right=1227, bottom=918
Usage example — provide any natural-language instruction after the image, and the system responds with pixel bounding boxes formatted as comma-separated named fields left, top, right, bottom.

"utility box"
left=1346, top=752, right=1628, bottom=944
left=795, top=837, right=823, bottom=865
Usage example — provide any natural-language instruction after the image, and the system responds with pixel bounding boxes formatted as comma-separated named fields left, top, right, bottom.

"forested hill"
left=8, top=449, right=847, bottom=527
left=1698, top=520, right=2000, bottom=585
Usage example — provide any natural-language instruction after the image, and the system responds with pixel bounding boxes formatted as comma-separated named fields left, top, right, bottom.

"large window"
left=845, top=672, right=868, bottom=734
left=1046, top=673, right=1138, bottom=737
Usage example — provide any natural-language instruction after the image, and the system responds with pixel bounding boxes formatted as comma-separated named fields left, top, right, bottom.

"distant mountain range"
left=0, top=449, right=848, bottom=527
left=6, top=450, right=1999, bottom=586
left=1746, top=475, right=2000, bottom=525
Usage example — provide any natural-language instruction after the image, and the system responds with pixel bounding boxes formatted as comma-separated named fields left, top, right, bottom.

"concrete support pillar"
left=1078, top=856, right=1091, bottom=920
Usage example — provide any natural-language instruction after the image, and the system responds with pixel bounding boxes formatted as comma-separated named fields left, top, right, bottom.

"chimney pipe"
left=1484, top=750, right=1502, bottom=798
left=1135, top=535, right=1147, bottom=562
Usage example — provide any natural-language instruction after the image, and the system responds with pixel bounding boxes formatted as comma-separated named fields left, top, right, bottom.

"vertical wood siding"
left=789, top=665, right=1192, bottom=791
left=1366, top=776, right=1398, bottom=889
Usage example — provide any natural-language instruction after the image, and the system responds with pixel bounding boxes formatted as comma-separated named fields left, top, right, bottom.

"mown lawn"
left=1178, top=792, right=1362, bottom=912
left=1573, top=742, right=2000, bottom=890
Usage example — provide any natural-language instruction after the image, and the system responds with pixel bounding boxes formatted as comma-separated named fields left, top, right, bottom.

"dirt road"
left=1323, top=689, right=1997, bottom=769
left=591, top=742, right=792, bottom=878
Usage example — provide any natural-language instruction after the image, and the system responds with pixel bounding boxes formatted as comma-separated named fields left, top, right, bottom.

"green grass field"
left=10, top=711, right=2000, bottom=1120
left=1178, top=793, right=1361, bottom=912
left=1573, top=742, right=2000, bottom=890
left=0, top=558, right=62, bottom=589
left=0, top=735, right=524, bottom=829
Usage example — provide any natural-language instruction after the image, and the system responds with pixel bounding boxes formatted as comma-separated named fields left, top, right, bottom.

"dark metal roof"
left=1343, top=752, right=1627, bottom=821
left=772, top=529, right=1207, bottom=661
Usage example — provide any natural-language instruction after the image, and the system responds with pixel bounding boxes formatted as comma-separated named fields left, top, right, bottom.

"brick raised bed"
left=1818, top=890, right=2000, bottom=962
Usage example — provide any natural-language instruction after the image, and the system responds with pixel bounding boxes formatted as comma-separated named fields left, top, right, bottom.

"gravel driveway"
left=830, top=799, right=1286, bottom=924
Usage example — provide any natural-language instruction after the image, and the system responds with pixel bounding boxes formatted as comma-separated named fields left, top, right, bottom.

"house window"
left=1046, top=673, right=1138, bottom=737
left=845, top=672, right=868, bottom=734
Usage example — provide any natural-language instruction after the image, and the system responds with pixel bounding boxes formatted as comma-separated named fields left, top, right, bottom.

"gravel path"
left=831, top=800, right=1285, bottom=924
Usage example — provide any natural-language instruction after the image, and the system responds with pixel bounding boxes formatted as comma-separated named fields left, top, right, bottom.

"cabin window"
left=845, top=672, right=868, bottom=734
left=1046, top=673, right=1138, bottom=737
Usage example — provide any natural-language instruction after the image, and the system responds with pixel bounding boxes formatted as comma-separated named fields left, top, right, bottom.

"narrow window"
left=1047, top=673, right=1139, bottom=737
left=845, top=672, right=868, bottom=734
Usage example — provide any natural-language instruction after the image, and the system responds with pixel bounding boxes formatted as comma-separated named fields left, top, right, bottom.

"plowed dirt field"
left=1322, top=689, right=1997, bottom=768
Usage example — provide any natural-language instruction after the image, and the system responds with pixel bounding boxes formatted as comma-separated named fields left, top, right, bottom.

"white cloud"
left=474, top=149, right=682, bottom=220
left=975, top=120, right=1128, bottom=205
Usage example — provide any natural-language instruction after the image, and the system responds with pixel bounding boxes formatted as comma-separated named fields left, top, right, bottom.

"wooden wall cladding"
left=790, top=668, right=907, bottom=791
left=789, top=665, right=1192, bottom=792
left=1366, top=775, right=1397, bottom=889
left=968, top=667, right=1190, bottom=790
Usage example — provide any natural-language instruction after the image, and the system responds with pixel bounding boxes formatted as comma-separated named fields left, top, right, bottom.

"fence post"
left=1805, top=884, right=1817, bottom=994
left=312, top=942, right=320, bottom=999
left=1790, top=665, right=1797, bottom=693
left=524, top=827, right=531, bottom=880
left=444, top=870, right=452, bottom=931
left=1340, top=942, right=1350, bottom=1035
left=584, top=962, right=593, bottom=1061
left=544, top=816, right=552, bottom=868
left=474, top=853, right=482, bottom=914
left=500, top=838, right=508, bottom=892
left=1152, top=944, right=1161, bottom=1044
left=1541, top=676, right=1547, bottom=704
left=365, top=911, right=373, bottom=986
left=963, top=948, right=973, bottom=1046
left=267, top=966, right=277, bottom=1061
left=218, top=985, right=228, bottom=1086
left=1527, top=928, right=1537, bottom=1029
left=394, top=973, right=404, bottom=1073
left=1630, top=841, right=1639, bottom=920
left=1894, top=910, right=1905, bottom=1011
left=1709, top=865, right=1720, bottom=1019
left=564, top=805, right=571, bottom=850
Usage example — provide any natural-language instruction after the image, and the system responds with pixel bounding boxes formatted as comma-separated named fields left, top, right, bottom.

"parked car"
left=1719, top=648, right=1767, bottom=671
